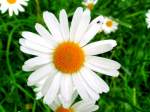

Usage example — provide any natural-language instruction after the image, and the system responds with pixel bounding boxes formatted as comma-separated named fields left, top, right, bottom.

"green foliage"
left=0, top=0, right=150, bottom=112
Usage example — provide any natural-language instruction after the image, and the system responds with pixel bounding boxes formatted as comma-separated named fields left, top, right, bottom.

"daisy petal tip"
left=21, top=31, right=27, bottom=36
left=43, top=11, right=49, bottom=17
left=95, top=105, right=99, bottom=110
left=33, top=88, right=38, bottom=92
left=43, top=97, right=51, bottom=105
left=22, top=65, right=32, bottom=72
left=20, top=46, right=23, bottom=51
left=77, top=7, right=83, bottom=10
left=27, top=75, right=34, bottom=85
left=35, top=23, right=40, bottom=27
left=19, top=38, right=23, bottom=44
left=22, top=65, right=26, bottom=71
left=114, top=71, right=120, bottom=77
left=76, top=7, right=83, bottom=12
left=113, top=61, right=121, bottom=70
left=27, top=80, right=33, bottom=86
left=36, top=96, right=41, bottom=100
left=117, top=63, right=121, bottom=69
left=38, top=93, right=44, bottom=100
left=43, top=98, right=47, bottom=104
left=60, top=9, right=66, bottom=13
left=111, top=40, right=117, bottom=47
left=105, top=87, right=110, bottom=93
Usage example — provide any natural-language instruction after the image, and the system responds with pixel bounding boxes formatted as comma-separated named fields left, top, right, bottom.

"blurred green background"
left=0, top=0, right=150, bottom=112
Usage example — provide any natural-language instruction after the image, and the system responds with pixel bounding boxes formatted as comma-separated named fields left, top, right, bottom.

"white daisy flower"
left=82, top=0, right=98, bottom=10
left=0, top=0, right=29, bottom=16
left=19, top=7, right=121, bottom=105
left=146, top=10, right=150, bottom=28
left=49, top=93, right=99, bottom=112
left=102, top=17, right=118, bottom=34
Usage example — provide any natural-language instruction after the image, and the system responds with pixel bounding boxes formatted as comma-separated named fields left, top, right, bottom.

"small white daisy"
left=146, top=10, right=150, bottom=28
left=102, top=17, right=118, bottom=34
left=0, top=0, right=29, bottom=16
left=48, top=93, right=99, bottom=112
left=19, top=7, right=121, bottom=105
left=82, top=0, right=98, bottom=10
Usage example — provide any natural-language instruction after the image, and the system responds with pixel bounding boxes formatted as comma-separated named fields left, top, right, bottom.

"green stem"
left=15, top=83, right=34, bottom=99
left=6, top=27, right=18, bottom=82
left=125, top=11, right=145, bottom=19
left=35, top=0, right=41, bottom=20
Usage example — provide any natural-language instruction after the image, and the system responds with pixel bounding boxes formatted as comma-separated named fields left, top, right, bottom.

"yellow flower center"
left=87, top=3, right=94, bottom=10
left=56, top=106, right=73, bottom=112
left=106, top=20, right=113, bottom=27
left=7, top=0, right=16, bottom=4
left=53, top=42, right=85, bottom=74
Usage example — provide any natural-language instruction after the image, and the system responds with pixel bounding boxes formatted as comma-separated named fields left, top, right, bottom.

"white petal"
left=81, top=67, right=104, bottom=93
left=85, top=62, right=119, bottom=77
left=20, top=0, right=28, bottom=6
left=24, top=56, right=51, bottom=69
left=35, top=23, right=52, bottom=38
left=22, top=64, right=41, bottom=72
left=89, top=15, right=105, bottom=30
left=86, top=56, right=121, bottom=70
left=60, top=90, right=78, bottom=108
left=71, top=90, right=78, bottom=104
left=0, top=5, right=8, bottom=13
left=13, top=7, right=19, bottom=15
left=93, top=0, right=98, bottom=4
left=60, top=75, right=73, bottom=108
left=71, top=101, right=83, bottom=110
left=59, top=9, right=70, bottom=41
left=78, top=104, right=99, bottom=112
left=81, top=67, right=109, bottom=93
left=20, top=46, right=48, bottom=56
left=70, top=7, right=83, bottom=41
left=83, top=40, right=117, bottom=55
left=78, top=71, right=100, bottom=101
left=49, top=96, right=61, bottom=111
left=43, top=73, right=61, bottom=105
left=72, top=101, right=98, bottom=112
left=21, top=32, right=53, bottom=49
left=72, top=73, right=90, bottom=100
left=19, top=38, right=52, bottom=53
left=43, top=11, right=63, bottom=42
left=36, top=92, right=43, bottom=100
left=74, top=9, right=91, bottom=42
left=41, top=72, right=56, bottom=96
left=79, top=24, right=100, bottom=47
left=35, top=23, right=57, bottom=47
left=18, top=5, right=25, bottom=12
left=73, top=72, right=99, bottom=101
left=27, top=64, right=54, bottom=86
left=9, top=8, right=13, bottom=16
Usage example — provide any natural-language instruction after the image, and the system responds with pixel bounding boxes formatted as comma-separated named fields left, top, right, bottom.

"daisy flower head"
left=82, top=0, right=98, bottom=10
left=0, top=0, right=29, bottom=16
left=102, top=17, right=118, bottom=34
left=146, top=10, right=150, bottom=29
left=19, top=7, right=121, bottom=105
left=49, top=93, right=99, bottom=112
